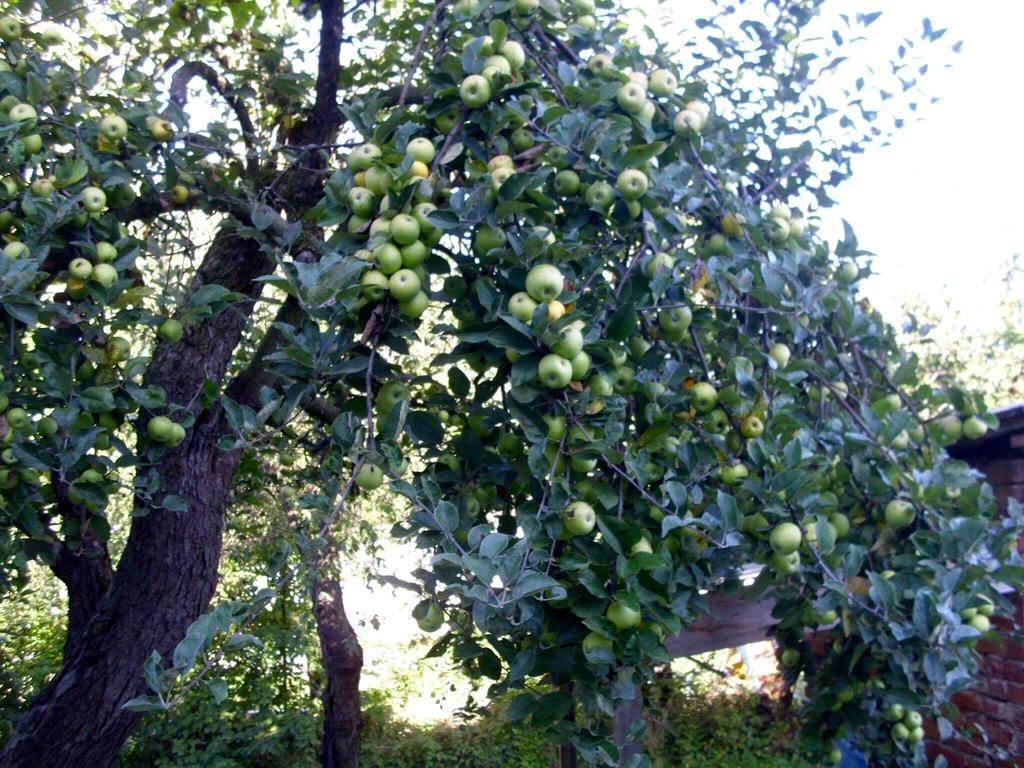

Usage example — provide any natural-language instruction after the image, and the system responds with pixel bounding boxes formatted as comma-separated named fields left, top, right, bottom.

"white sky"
left=817, top=1, right=1023, bottom=327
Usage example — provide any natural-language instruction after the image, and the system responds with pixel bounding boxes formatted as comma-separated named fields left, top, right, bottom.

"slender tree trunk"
left=313, top=543, right=363, bottom=768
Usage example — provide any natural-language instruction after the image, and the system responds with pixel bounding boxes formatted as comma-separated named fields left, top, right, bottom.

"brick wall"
left=927, top=451, right=1024, bottom=768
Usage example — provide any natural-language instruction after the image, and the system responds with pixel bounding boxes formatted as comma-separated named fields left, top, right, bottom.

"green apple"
left=361, top=269, right=389, bottom=300
left=616, top=82, right=646, bottom=114
left=780, top=648, right=800, bottom=667
left=363, top=166, right=391, bottom=196
left=488, top=155, right=515, bottom=171
left=400, top=240, right=428, bottom=267
left=8, top=103, right=37, bottom=123
left=768, top=343, right=791, bottom=369
left=147, top=116, right=174, bottom=141
left=473, top=225, right=506, bottom=259
left=588, top=372, right=613, bottom=397
left=389, top=269, right=421, bottom=302
left=377, top=382, right=410, bottom=414
left=613, top=365, right=635, bottom=393
left=615, top=168, right=648, bottom=200
left=968, top=614, right=990, bottom=633
left=769, top=522, right=802, bottom=554
left=935, top=414, right=962, bottom=442
left=81, top=186, right=107, bottom=212
left=95, top=242, right=117, bottom=263
left=31, top=178, right=55, bottom=196
left=645, top=251, right=674, bottom=278
left=514, top=0, right=538, bottom=13
left=585, top=180, right=615, bottom=209
left=553, top=170, right=581, bottom=196
left=412, top=202, right=437, bottom=233
left=891, top=723, right=909, bottom=742
left=69, top=257, right=93, bottom=280
left=490, top=166, right=515, bottom=192
left=550, top=326, right=584, bottom=359
left=99, top=114, right=128, bottom=141
left=691, top=381, right=717, bottom=412
left=373, top=243, right=402, bottom=275
left=482, top=55, right=512, bottom=83
left=415, top=602, right=444, bottom=632
left=347, top=187, right=375, bottom=218
left=37, top=416, right=58, bottom=437
left=606, top=600, right=641, bottom=630
left=500, top=41, right=526, bottom=70
left=569, top=351, right=591, bottom=380
left=349, top=143, right=382, bottom=171
left=538, top=354, right=572, bottom=388
left=106, top=336, right=131, bottom=362
left=903, top=711, right=923, bottom=729
left=673, top=109, right=703, bottom=137
left=147, top=416, right=176, bottom=442
left=837, top=260, right=859, bottom=283
left=545, top=415, right=566, bottom=441
left=4, top=241, right=29, bottom=260
left=158, top=318, right=183, bottom=343
left=390, top=213, right=420, bottom=246
left=355, top=463, right=384, bottom=490
left=508, top=292, right=538, bottom=322
left=511, top=128, right=535, bottom=152
left=582, top=631, right=613, bottom=655
left=525, top=264, right=564, bottom=302
left=648, top=69, right=678, bottom=97
left=962, top=416, right=987, bottom=440
left=828, top=512, right=850, bottom=538
left=170, top=185, right=190, bottom=204
left=766, top=216, right=790, bottom=243
left=21, top=134, right=42, bottom=154
left=90, top=263, right=118, bottom=288
left=0, top=16, right=22, bottom=40
left=771, top=551, right=800, bottom=575
left=907, top=727, right=924, bottom=745
left=399, top=291, right=429, bottom=317
left=884, top=499, right=915, bottom=529
left=460, top=75, right=491, bottom=108
left=721, top=463, right=748, bottom=485
left=739, top=414, right=764, bottom=439
left=658, top=306, right=692, bottom=339
left=563, top=500, right=596, bottom=536
left=406, top=137, right=435, bottom=164
left=885, top=704, right=905, bottom=721
left=588, top=52, right=614, bottom=74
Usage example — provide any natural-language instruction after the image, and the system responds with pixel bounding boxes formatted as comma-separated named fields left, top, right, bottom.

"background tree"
left=0, top=2, right=1018, bottom=768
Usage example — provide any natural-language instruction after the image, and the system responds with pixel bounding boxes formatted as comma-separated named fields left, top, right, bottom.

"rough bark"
left=314, top=566, right=363, bottom=768
left=50, top=539, right=113, bottom=660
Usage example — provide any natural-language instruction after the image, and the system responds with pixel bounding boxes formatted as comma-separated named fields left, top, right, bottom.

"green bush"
left=357, top=681, right=813, bottom=768
left=645, top=678, right=814, bottom=768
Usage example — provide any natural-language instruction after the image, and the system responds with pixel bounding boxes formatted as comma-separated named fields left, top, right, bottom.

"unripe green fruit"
left=769, top=522, right=802, bottom=555
left=525, top=264, right=564, bottom=302
left=147, top=416, right=175, bottom=442
left=355, top=463, right=384, bottom=490
left=159, top=318, right=184, bottom=343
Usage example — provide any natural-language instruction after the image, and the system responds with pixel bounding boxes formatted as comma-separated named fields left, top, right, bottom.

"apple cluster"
left=346, top=140, right=438, bottom=319
left=0, top=19, right=192, bottom=543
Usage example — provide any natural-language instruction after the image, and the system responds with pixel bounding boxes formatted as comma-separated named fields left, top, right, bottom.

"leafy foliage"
left=0, top=1, right=1017, bottom=766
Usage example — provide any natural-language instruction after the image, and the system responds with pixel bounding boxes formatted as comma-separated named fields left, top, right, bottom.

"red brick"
left=982, top=680, right=1024, bottom=707
left=958, top=714, right=1020, bottom=752
left=979, top=655, right=1024, bottom=682
left=978, top=636, right=1024, bottom=662
left=951, top=691, right=1024, bottom=730
left=927, top=743, right=1006, bottom=768
left=983, top=461, right=1024, bottom=486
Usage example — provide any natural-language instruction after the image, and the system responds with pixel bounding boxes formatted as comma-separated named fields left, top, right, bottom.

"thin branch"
left=399, top=0, right=448, bottom=108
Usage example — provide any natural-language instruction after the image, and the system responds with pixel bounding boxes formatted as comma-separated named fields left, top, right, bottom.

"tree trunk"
left=314, top=550, right=363, bottom=768
left=0, top=232, right=266, bottom=768
left=50, top=539, right=113, bottom=659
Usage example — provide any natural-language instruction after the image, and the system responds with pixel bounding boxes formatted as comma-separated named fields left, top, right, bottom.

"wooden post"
left=614, top=685, right=644, bottom=767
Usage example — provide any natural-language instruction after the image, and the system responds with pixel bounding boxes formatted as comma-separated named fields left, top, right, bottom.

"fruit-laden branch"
left=168, top=61, right=259, bottom=176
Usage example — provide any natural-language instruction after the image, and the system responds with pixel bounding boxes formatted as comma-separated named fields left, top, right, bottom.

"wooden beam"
left=614, top=688, right=644, bottom=767
left=664, top=590, right=777, bottom=658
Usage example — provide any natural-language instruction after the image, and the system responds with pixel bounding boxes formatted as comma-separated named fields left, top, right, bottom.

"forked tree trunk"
left=314, top=568, right=363, bottom=768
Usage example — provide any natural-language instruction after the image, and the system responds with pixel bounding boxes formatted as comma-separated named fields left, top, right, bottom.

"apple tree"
left=0, top=1, right=1019, bottom=768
